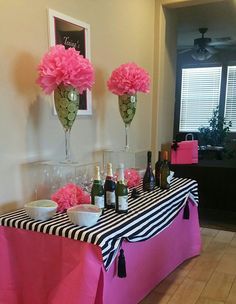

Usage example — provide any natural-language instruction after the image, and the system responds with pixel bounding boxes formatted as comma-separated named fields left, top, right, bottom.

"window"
left=179, top=67, right=222, bottom=132
left=175, top=62, right=236, bottom=138
left=225, top=66, right=236, bottom=132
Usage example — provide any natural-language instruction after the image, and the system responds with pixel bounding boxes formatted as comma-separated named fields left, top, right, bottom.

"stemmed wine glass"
left=54, top=84, right=79, bottom=163
left=118, top=94, right=137, bottom=151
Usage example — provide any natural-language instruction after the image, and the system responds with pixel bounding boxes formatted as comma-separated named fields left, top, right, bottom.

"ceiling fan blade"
left=213, top=45, right=236, bottom=50
left=212, top=37, right=232, bottom=42
left=205, top=46, right=218, bottom=54
left=208, top=39, right=236, bottom=46
left=178, top=48, right=193, bottom=54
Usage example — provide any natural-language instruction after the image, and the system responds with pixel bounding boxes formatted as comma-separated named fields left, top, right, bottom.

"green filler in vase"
left=115, top=164, right=128, bottom=214
left=118, top=94, right=137, bottom=151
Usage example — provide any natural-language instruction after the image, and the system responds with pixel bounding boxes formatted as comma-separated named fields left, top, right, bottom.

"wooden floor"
left=139, top=227, right=236, bottom=304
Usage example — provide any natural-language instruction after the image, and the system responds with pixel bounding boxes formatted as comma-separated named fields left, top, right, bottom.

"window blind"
left=225, top=66, right=236, bottom=131
left=179, top=67, right=222, bottom=132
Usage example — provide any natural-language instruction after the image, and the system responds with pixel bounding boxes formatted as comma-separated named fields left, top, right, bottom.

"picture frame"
left=48, top=8, right=92, bottom=115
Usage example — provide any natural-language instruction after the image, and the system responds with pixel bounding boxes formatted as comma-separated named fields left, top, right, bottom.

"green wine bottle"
left=91, top=166, right=105, bottom=210
left=115, top=164, right=128, bottom=214
left=160, top=151, right=170, bottom=189
left=104, top=163, right=116, bottom=209
left=143, top=151, right=155, bottom=191
left=155, top=151, right=163, bottom=187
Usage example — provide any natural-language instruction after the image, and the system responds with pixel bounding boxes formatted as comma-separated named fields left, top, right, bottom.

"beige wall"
left=161, top=0, right=223, bottom=8
left=0, top=0, right=155, bottom=212
left=152, top=2, right=177, bottom=158
left=2, top=0, right=220, bottom=213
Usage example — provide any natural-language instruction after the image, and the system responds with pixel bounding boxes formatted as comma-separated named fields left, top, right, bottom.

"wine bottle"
left=160, top=151, right=170, bottom=189
left=155, top=151, right=163, bottom=187
left=115, top=164, right=128, bottom=214
left=104, top=163, right=116, bottom=209
left=91, top=166, right=105, bottom=210
left=143, top=151, right=155, bottom=191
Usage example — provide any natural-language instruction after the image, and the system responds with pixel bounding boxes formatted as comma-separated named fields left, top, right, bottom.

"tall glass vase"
left=118, top=94, right=137, bottom=151
left=54, top=84, right=79, bottom=162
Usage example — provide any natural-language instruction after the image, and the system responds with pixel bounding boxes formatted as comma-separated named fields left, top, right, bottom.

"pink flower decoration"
left=125, top=168, right=141, bottom=188
left=114, top=168, right=141, bottom=188
left=37, top=45, right=95, bottom=94
left=107, top=63, right=150, bottom=96
left=51, top=183, right=91, bottom=212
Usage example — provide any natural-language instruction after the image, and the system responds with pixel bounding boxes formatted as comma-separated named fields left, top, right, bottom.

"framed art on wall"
left=48, top=8, right=92, bottom=115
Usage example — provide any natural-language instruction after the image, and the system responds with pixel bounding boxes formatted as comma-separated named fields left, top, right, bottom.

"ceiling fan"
left=178, top=28, right=236, bottom=61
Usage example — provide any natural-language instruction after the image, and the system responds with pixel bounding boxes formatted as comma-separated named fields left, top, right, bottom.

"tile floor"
left=139, top=228, right=236, bottom=304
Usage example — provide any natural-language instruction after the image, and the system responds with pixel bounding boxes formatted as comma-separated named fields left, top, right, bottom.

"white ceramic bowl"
left=67, top=204, right=102, bottom=227
left=24, top=200, right=58, bottom=221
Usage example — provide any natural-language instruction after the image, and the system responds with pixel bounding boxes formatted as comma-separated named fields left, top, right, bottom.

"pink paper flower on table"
left=125, top=168, right=141, bottom=188
left=37, top=45, right=95, bottom=94
left=51, top=183, right=91, bottom=212
left=107, top=62, right=150, bottom=96
left=114, top=168, right=141, bottom=188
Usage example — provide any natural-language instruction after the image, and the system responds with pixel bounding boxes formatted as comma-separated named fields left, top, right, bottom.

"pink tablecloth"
left=0, top=201, right=201, bottom=304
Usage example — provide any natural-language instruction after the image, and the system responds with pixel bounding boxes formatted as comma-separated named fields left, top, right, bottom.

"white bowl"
left=24, top=200, right=58, bottom=221
left=67, top=204, right=102, bottom=227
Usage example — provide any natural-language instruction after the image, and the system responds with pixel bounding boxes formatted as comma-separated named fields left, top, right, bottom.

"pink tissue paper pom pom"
left=107, top=62, right=150, bottom=96
left=124, top=168, right=141, bottom=188
left=37, top=45, right=95, bottom=95
left=51, top=183, right=91, bottom=212
left=114, top=168, right=141, bottom=188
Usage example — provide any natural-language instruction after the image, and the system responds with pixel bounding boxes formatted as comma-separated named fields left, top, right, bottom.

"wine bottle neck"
left=93, top=179, right=101, bottom=184
left=94, top=166, right=101, bottom=181
left=107, top=165, right=113, bottom=177
left=117, top=169, right=124, bottom=183
left=147, top=151, right=152, bottom=164
left=163, top=151, right=168, bottom=161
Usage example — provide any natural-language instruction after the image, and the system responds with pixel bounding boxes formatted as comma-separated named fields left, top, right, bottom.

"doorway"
left=154, top=0, right=236, bottom=231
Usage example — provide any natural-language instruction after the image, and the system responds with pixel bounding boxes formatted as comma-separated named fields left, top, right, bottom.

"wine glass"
left=118, top=94, right=137, bottom=151
left=54, top=85, right=79, bottom=163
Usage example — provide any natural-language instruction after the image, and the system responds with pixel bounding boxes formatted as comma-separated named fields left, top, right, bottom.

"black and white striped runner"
left=0, top=178, right=198, bottom=270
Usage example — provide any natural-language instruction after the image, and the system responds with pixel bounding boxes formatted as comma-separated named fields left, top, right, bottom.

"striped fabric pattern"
left=0, top=178, right=198, bottom=270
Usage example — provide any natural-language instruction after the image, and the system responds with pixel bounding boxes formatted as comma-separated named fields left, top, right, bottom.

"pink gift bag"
left=171, top=134, right=198, bottom=164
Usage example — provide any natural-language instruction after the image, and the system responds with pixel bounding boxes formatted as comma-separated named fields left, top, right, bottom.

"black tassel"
left=183, top=201, right=190, bottom=220
left=118, top=249, right=126, bottom=278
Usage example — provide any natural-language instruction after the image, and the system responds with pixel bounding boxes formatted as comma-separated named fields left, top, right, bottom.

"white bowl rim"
left=24, top=199, right=58, bottom=209
left=67, top=204, right=101, bottom=214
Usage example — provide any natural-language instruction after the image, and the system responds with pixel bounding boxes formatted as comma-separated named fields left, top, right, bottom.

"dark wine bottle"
left=91, top=166, right=105, bottom=210
left=115, top=164, right=128, bottom=214
left=155, top=151, right=163, bottom=187
left=104, top=163, right=116, bottom=209
left=160, top=151, right=170, bottom=189
left=143, top=151, right=155, bottom=191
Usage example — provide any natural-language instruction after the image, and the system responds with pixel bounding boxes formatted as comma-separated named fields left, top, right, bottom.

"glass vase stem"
left=64, top=129, right=71, bottom=162
left=125, top=124, right=129, bottom=151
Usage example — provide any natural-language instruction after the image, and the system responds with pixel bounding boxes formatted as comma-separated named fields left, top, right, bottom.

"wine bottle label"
left=106, top=191, right=116, bottom=206
left=143, top=181, right=155, bottom=191
left=118, top=196, right=128, bottom=211
left=160, top=171, right=170, bottom=189
left=94, top=196, right=104, bottom=208
left=167, top=174, right=172, bottom=184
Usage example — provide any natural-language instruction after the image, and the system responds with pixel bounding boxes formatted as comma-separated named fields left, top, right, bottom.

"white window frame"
left=179, top=66, right=222, bottom=132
